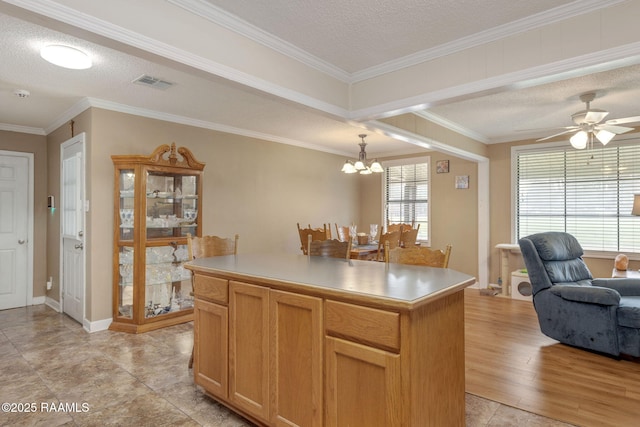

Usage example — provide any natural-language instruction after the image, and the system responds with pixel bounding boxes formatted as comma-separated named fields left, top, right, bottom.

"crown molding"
left=368, top=120, right=488, bottom=163
left=44, top=98, right=91, bottom=135
left=0, top=123, right=45, bottom=135
left=5, top=0, right=350, bottom=120
left=168, top=0, right=351, bottom=82
left=352, top=0, right=626, bottom=82
left=350, top=41, right=640, bottom=123
left=51, top=97, right=352, bottom=157
left=414, top=111, right=489, bottom=144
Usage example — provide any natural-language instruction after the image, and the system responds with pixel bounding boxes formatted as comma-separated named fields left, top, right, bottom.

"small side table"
left=496, top=243, right=521, bottom=297
left=612, top=269, right=640, bottom=279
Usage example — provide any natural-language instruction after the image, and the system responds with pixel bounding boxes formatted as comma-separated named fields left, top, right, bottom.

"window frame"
left=383, top=156, right=430, bottom=245
left=511, top=137, right=640, bottom=259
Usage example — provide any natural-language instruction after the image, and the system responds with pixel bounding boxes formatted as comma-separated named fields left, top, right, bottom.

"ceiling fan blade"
left=605, top=116, right=640, bottom=125
left=584, top=110, right=609, bottom=123
left=596, top=124, right=634, bottom=134
left=536, top=128, right=578, bottom=142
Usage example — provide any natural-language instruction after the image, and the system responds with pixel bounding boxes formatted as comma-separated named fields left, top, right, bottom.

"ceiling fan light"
left=40, top=44, right=92, bottom=69
left=370, top=160, right=384, bottom=173
left=570, top=131, right=588, bottom=149
left=596, top=129, right=615, bottom=145
left=341, top=161, right=357, bottom=173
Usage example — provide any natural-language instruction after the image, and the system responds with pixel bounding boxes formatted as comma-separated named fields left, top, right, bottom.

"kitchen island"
left=185, top=253, right=475, bottom=427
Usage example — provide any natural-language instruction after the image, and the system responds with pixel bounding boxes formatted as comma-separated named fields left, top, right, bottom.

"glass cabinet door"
left=117, top=246, right=134, bottom=318
left=118, top=169, right=135, bottom=241
left=145, top=173, right=199, bottom=239
left=144, top=244, right=193, bottom=318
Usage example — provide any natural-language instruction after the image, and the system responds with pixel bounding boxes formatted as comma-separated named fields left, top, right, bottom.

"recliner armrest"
left=550, top=285, right=620, bottom=306
left=592, top=278, right=640, bottom=296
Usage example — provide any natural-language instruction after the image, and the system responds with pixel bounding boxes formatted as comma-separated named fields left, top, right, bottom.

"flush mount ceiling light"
left=40, top=44, right=92, bottom=70
left=341, top=134, right=383, bottom=175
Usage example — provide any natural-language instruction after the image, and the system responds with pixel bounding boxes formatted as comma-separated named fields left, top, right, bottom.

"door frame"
left=0, top=150, right=34, bottom=307
left=59, top=133, right=86, bottom=322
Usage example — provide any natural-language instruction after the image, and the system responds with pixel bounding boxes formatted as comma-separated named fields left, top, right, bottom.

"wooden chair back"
left=297, top=223, right=329, bottom=254
left=399, top=224, right=420, bottom=248
left=376, top=230, right=401, bottom=261
left=387, top=222, right=415, bottom=234
left=334, top=224, right=351, bottom=242
left=307, top=235, right=352, bottom=260
left=187, top=233, right=238, bottom=259
left=386, top=244, right=452, bottom=268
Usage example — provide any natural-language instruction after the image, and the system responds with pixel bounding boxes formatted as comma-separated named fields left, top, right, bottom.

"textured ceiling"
left=1, top=0, right=639, bottom=158
left=201, top=0, right=576, bottom=73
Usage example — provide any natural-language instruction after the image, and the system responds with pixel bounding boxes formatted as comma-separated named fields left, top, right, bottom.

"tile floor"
left=0, top=305, right=574, bottom=426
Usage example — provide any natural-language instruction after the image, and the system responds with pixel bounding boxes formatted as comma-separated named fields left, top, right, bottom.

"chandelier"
left=341, top=134, right=383, bottom=174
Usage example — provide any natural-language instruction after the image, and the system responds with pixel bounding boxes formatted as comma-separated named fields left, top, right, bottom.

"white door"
left=0, top=153, right=31, bottom=310
left=61, top=134, right=86, bottom=324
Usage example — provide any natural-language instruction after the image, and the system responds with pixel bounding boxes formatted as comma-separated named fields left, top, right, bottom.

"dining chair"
left=376, top=230, right=401, bottom=261
left=307, top=235, right=352, bottom=260
left=187, top=232, right=238, bottom=369
left=399, top=224, right=420, bottom=248
left=387, top=221, right=414, bottom=234
left=386, top=242, right=452, bottom=267
left=335, top=224, right=350, bottom=242
left=297, top=223, right=329, bottom=254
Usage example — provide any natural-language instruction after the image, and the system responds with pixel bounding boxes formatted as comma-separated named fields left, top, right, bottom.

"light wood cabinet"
left=193, top=299, right=227, bottom=398
left=270, top=290, right=323, bottom=427
left=110, top=143, right=204, bottom=333
left=325, top=336, right=401, bottom=427
left=193, top=278, right=323, bottom=426
left=187, top=254, right=473, bottom=427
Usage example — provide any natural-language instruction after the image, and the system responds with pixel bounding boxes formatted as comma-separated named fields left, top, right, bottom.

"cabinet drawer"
left=194, top=275, right=228, bottom=304
left=325, top=300, right=400, bottom=352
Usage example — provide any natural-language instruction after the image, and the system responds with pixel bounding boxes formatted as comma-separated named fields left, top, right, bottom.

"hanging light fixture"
left=341, top=134, right=383, bottom=175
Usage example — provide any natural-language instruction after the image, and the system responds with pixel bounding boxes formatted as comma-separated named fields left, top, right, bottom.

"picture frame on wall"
left=455, top=175, right=469, bottom=189
left=436, top=160, right=449, bottom=174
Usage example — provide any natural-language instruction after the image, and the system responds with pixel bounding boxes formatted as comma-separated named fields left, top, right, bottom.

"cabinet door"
left=193, top=299, right=228, bottom=398
left=229, top=281, right=270, bottom=422
left=325, top=336, right=402, bottom=427
left=270, top=290, right=323, bottom=427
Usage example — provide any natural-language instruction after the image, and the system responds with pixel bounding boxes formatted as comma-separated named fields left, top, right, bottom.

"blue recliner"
left=519, top=232, right=640, bottom=358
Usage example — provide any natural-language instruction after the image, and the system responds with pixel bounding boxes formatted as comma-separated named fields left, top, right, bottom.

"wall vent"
left=132, top=74, right=174, bottom=90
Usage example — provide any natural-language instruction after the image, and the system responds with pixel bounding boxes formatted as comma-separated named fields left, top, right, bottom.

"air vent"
left=132, top=74, right=174, bottom=90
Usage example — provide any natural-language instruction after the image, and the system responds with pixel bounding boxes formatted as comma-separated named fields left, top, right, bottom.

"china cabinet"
left=110, top=143, right=205, bottom=333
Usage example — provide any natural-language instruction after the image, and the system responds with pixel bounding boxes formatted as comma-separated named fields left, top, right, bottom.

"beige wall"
left=0, top=130, right=47, bottom=298
left=359, top=154, right=479, bottom=279
left=45, top=108, right=360, bottom=322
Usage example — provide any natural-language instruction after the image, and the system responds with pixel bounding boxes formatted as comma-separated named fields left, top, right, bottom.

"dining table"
left=349, top=242, right=380, bottom=260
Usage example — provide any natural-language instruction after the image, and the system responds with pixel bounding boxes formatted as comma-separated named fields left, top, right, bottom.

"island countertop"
left=185, top=252, right=475, bottom=311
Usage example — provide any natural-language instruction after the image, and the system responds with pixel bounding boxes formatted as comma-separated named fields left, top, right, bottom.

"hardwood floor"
left=465, top=288, right=640, bottom=427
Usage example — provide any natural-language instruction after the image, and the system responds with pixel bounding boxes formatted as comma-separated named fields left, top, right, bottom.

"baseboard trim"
left=44, top=297, right=60, bottom=312
left=83, top=317, right=112, bottom=333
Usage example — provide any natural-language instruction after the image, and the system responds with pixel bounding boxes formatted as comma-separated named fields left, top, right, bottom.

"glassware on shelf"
left=119, top=209, right=133, bottom=227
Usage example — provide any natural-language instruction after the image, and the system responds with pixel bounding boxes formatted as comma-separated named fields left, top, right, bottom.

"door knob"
left=75, top=243, right=84, bottom=250
left=18, top=239, right=26, bottom=244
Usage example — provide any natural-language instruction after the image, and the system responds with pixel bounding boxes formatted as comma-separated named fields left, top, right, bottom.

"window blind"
left=516, top=141, right=640, bottom=252
left=384, top=160, right=429, bottom=242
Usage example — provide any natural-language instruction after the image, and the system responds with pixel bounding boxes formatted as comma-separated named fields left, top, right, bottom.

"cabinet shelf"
left=110, top=143, right=205, bottom=333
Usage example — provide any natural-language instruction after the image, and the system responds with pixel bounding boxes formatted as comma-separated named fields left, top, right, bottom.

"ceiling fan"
left=537, top=92, right=640, bottom=149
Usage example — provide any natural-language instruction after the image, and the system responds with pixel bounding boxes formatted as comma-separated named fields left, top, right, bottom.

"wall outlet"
left=46, top=276, right=53, bottom=290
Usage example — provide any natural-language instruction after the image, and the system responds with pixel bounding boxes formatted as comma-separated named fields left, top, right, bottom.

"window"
left=384, top=157, right=429, bottom=243
left=514, top=139, right=640, bottom=253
